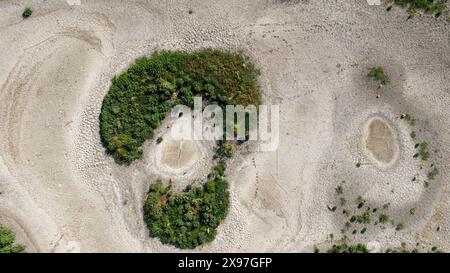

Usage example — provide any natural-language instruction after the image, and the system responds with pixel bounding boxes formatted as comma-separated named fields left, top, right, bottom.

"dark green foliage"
left=368, top=67, right=390, bottom=86
left=379, top=214, right=389, bottom=224
left=100, top=50, right=261, bottom=165
left=0, top=225, right=25, bottom=253
left=214, top=142, right=234, bottom=159
left=356, top=196, right=365, bottom=209
left=416, top=142, right=430, bottom=160
left=335, top=185, right=343, bottom=195
left=355, top=212, right=371, bottom=224
left=390, top=0, right=448, bottom=15
left=396, top=223, right=405, bottom=231
left=22, top=7, right=33, bottom=18
left=143, top=162, right=230, bottom=249
left=327, top=243, right=369, bottom=253
left=410, top=131, right=416, bottom=139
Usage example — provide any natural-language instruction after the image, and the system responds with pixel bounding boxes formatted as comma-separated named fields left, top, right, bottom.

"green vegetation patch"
left=144, top=162, right=229, bottom=249
left=368, top=67, right=390, bottom=86
left=22, top=7, right=33, bottom=18
left=100, top=49, right=263, bottom=249
left=415, top=142, right=430, bottom=161
left=389, top=0, right=448, bottom=15
left=427, top=167, right=439, bottom=180
left=327, top=243, right=369, bottom=253
left=0, top=225, right=25, bottom=253
left=100, top=49, right=261, bottom=165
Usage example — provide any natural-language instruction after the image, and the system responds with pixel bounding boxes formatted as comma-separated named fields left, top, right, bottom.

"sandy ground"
left=0, top=0, right=449, bottom=252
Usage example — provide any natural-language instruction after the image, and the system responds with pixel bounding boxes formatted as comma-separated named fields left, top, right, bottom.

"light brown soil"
left=0, top=0, right=449, bottom=252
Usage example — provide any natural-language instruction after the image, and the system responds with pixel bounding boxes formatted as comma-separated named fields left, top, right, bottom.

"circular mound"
left=160, top=139, right=199, bottom=170
left=153, top=130, right=207, bottom=177
left=363, top=117, right=398, bottom=166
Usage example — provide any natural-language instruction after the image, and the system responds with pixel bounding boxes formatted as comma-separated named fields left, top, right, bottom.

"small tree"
left=22, top=7, right=33, bottom=18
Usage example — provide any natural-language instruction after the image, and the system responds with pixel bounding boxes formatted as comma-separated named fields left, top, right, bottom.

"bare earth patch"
left=364, top=117, right=399, bottom=166
left=0, top=0, right=449, bottom=252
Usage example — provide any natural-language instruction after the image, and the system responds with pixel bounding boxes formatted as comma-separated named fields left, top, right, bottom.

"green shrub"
left=356, top=196, right=365, bottom=209
left=22, top=7, right=33, bottom=18
left=335, top=185, right=343, bottom=195
left=100, top=49, right=261, bottom=165
left=396, top=223, right=405, bottom=231
left=214, top=142, right=234, bottom=159
left=402, top=113, right=416, bottom=126
left=379, top=214, right=389, bottom=224
left=327, top=243, right=368, bottom=253
left=416, top=142, right=430, bottom=160
left=368, top=67, right=390, bottom=86
left=0, top=225, right=25, bottom=253
left=143, top=162, right=230, bottom=249
left=389, top=0, right=448, bottom=15
left=355, top=212, right=371, bottom=224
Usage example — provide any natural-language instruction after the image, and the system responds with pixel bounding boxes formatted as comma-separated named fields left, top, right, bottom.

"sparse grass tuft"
left=395, top=223, right=405, bottom=231
left=0, top=225, right=25, bottom=253
left=402, top=113, right=416, bottom=126
left=389, top=0, right=448, bottom=16
left=416, top=142, right=430, bottom=161
left=355, top=212, right=371, bottom=224
left=368, top=67, right=390, bottom=86
left=379, top=214, right=389, bottom=224
left=427, top=167, right=439, bottom=180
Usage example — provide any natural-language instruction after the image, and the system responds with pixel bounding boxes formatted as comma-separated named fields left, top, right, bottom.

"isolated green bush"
left=22, top=7, right=33, bottom=18
left=0, top=225, right=25, bottom=253
left=144, top=162, right=229, bottom=249
left=100, top=49, right=261, bottom=165
left=368, top=67, right=390, bottom=86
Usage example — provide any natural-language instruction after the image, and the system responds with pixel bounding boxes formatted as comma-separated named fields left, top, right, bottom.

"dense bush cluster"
left=102, top=49, right=261, bottom=248
left=144, top=161, right=229, bottom=249
left=0, top=225, right=25, bottom=253
left=100, top=49, right=261, bottom=165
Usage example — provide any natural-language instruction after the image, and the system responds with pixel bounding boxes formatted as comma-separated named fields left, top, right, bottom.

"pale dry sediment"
left=363, top=116, right=399, bottom=167
left=0, top=0, right=449, bottom=252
